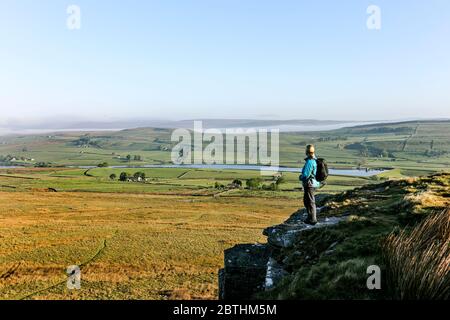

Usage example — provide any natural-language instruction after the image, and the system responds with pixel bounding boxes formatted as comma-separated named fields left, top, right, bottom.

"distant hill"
left=0, top=118, right=355, bottom=134
left=0, top=120, right=449, bottom=174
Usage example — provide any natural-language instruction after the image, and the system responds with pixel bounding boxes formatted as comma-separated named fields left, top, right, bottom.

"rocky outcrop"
left=218, top=173, right=450, bottom=299
left=218, top=244, right=270, bottom=300
left=218, top=206, right=348, bottom=299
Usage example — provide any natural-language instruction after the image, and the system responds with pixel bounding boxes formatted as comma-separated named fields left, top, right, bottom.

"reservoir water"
left=108, top=164, right=386, bottom=177
left=1, top=164, right=387, bottom=177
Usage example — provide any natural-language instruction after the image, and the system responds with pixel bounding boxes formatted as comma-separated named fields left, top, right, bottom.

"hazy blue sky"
left=0, top=0, right=449, bottom=124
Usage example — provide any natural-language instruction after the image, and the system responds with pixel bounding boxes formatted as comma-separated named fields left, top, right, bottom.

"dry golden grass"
left=0, top=191, right=298, bottom=300
left=382, top=208, right=450, bottom=299
left=403, top=190, right=450, bottom=214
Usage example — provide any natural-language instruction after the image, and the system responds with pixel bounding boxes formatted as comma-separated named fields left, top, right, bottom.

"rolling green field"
left=0, top=166, right=381, bottom=196
left=0, top=120, right=449, bottom=299
left=1, top=120, right=449, bottom=175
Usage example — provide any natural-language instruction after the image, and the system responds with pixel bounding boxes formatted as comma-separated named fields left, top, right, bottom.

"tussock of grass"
left=402, top=190, right=449, bottom=214
left=382, top=208, right=450, bottom=300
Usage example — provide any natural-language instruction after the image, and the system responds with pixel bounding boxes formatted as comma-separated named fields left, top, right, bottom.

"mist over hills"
left=2, top=117, right=448, bottom=136
left=0, top=118, right=349, bottom=132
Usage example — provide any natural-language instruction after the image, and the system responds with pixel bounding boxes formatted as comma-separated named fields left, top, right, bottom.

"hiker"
left=300, top=144, right=321, bottom=225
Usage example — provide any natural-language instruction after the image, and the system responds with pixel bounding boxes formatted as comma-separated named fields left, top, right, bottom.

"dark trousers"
left=303, top=183, right=317, bottom=222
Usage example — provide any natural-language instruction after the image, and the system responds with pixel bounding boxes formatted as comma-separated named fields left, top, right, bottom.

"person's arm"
left=300, top=159, right=313, bottom=182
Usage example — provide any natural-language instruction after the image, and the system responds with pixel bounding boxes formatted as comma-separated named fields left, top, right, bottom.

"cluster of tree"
left=246, top=177, right=262, bottom=189
left=1, top=155, right=14, bottom=162
left=0, top=155, right=13, bottom=164
left=214, top=179, right=243, bottom=190
left=123, top=154, right=143, bottom=161
left=214, top=182, right=226, bottom=189
left=0, top=154, right=34, bottom=162
left=97, top=162, right=109, bottom=167
left=245, top=175, right=285, bottom=191
left=349, top=126, right=413, bottom=135
left=424, top=150, right=447, bottom=157
left=232, top=179, right=243, bottom=187
left=72, top=136, right=101, bottom=148
left=133, top=171, right=146, bottom=180
left=111, top=171, right=147, bottom=182
left=18, top=156, right=33, bottom=161
left=34, top=162, right=51, bottom=168
left=0, top=154, right=35, bottom=162
left=213, top=176, right=286, bottom=191
left=317, top=136, right=348, bottom=142
left=295, top=137, right=348, bottom=147
left=345, top=143, right=394, bottom=158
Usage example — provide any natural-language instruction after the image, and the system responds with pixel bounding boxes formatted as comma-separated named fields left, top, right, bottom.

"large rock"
left=263, top=209, right=347, bottom=248
left=219, top=208, right=348, bottom=299
left=219, top=243, right=270, bottom=300
left=265, top=257, right=288, bottom=289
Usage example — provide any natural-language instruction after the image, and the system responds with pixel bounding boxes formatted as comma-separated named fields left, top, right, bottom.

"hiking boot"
left=304, top=219, right=317, bottom=226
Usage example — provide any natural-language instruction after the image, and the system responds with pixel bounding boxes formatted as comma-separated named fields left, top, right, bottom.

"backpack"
left=315, top=158, right=328, bottom=182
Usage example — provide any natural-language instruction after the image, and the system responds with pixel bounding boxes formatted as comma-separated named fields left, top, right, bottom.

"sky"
left=0, top=0, right=449, bottom=127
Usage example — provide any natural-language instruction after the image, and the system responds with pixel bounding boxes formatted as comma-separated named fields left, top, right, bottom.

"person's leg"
left=310, top=187, right=317, bottom=222
left=303, top=183, right=311, bottom=217
left=303, top=183, right=308, bottom=213
left=305, top=186, right=317, bottom=223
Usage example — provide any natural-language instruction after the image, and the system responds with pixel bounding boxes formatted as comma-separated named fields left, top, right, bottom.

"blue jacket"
left=300, top=156, right=320, bottom=187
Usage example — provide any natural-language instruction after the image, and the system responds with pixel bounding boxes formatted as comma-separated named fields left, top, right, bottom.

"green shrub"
left=134, top=171, right=146, bottom=180
left=232, top=179, right=243, bottom=187
left=119, top=172, right=128, bottom=181
left=246, top=178, right=262, bottom=189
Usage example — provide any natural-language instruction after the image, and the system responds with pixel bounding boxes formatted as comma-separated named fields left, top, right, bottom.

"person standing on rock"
left=300, top=144, right=321, bottom=225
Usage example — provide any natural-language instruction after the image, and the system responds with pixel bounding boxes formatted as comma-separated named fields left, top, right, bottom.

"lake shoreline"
left=1, top=164, right=390, bottom=177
